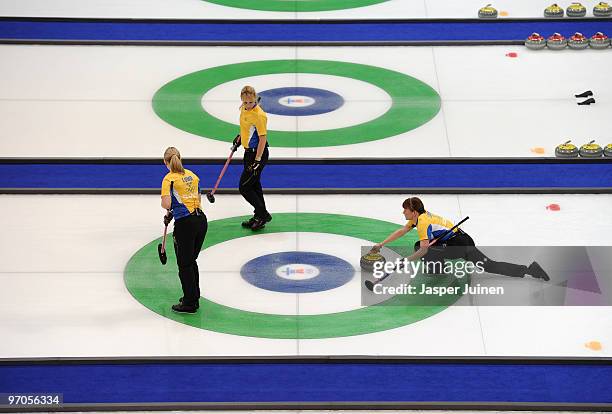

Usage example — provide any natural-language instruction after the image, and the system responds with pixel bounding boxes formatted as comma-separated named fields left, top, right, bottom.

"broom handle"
left=161, top=223, right=168, bottom=254
left=210, top=144, right=239, bottom=196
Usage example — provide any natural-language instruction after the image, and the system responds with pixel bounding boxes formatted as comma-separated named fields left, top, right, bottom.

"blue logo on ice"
left=281, top=96, right=315, bottom=107
left=277, top=263, right=319, bottom=280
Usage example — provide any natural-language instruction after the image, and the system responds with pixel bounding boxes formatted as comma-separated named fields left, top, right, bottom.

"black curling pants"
left=239, top=147, right=270, bottom=219
left=173, top=213, right=208, bottom=306
left=414, top=232, right=528, bottom=278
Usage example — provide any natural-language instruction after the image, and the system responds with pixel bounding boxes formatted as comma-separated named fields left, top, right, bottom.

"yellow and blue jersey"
left=161, top=169, right=201, bottom=220
left=406, top=211, right=456, bottom=242
left=239, top=104, right=268, bottom=149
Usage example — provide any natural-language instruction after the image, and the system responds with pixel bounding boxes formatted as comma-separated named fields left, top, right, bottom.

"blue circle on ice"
left=258, top=87, right=344, bottom=116
left=240, top=251, right=354, bottom=293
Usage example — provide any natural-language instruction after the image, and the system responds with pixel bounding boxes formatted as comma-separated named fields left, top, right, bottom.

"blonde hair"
left=240, top=85, right=257, bottom=99
left=163, top=147, right=185, bottom=174
left=240, top=86, right=257, bottom=109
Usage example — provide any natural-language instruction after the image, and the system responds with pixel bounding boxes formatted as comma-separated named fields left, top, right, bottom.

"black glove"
left=163, top=211, right=173, bottom=226
left=248, top=159, right=262, bottom=174
left=232, top=134, right=241, bottom=151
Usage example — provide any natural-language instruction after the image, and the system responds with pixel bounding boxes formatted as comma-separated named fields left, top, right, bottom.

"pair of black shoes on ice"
left=241, top=212, right=272, bottom=231
left=526, top=261, right=550, bottom=281
left=172, top=297, right=199, bottom=314
left=575, top=90, right=595, bottom=106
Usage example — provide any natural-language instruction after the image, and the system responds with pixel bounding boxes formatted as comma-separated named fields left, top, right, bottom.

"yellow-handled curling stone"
left=555, top=140, right=579, bottom=158
left=360, top=252, right=386, bottom=272
left=579, top=140, right=603, bottom=158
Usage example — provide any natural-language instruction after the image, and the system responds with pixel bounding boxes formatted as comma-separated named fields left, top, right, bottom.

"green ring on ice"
left=124, top=213, right=466, bottom=339
left=201, top=0, right=390, bottom=12
left=152, top=60, right=441, bottom=147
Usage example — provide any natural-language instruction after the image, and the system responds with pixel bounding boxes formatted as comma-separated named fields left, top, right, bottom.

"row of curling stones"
left=477, top=2, right=612, bottom=17
left=544, top=2, right=612, bottom=17
left=555, top=140, right=612, bottom=158
left=526, top=32, right=610, bottom=49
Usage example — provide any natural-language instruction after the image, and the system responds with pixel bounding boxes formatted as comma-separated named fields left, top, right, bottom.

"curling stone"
left=568, top=32, right=589, bottom=49
left=566, top=2, right=587, bottom=16
left=594, top=2, right=612, bottom=16
left=478, top=4, right=498, bottom=18
left=547, top=33, right=567, bottom=49
left=590, top=32, right=611, bottom=49
left=604, top=144, right=612, bottom=157
left=525, top=33, right=547, bottom=49
left=360, top=252, right=386, bottom=272
left=555, top=140, right=579, bottom=158
left=544, top=3, right=564, bottom=17
left=579, top=140, right=603, bottom=157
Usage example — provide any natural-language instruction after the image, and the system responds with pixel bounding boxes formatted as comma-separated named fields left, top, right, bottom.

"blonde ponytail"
left=163, top=147, right=185, bottom=174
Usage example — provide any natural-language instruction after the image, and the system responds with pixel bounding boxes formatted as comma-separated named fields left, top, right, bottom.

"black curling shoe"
left=577, top=97, right=596, bottom=106
left=179, top=297, right=199, bottom=309
left=241, top=216, right=257, bottom=228
left=172, top=303, right=198, bottom=314
left=527, top=261, right=550, bottom=281
left=574, top=90, right=593, bottom=98
left=250, top=217, right=267, bottom=231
